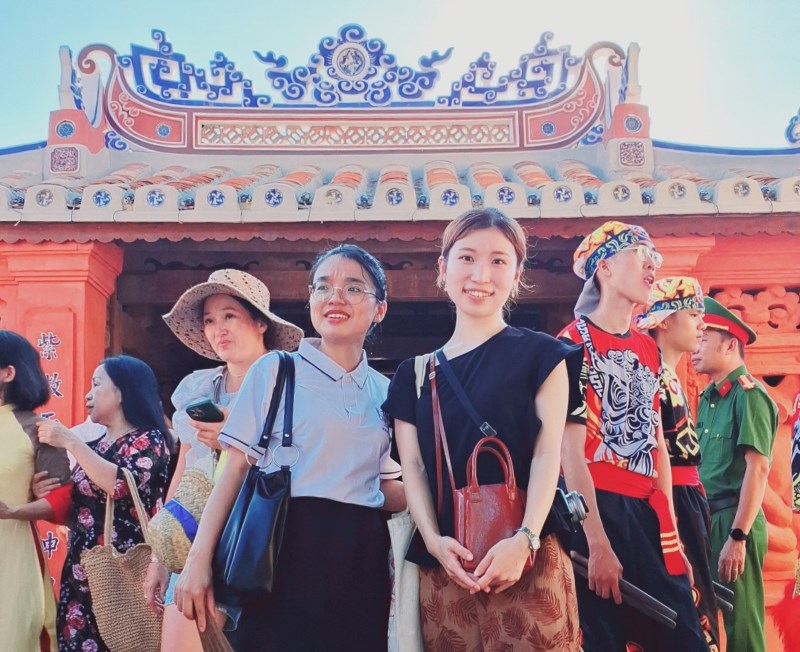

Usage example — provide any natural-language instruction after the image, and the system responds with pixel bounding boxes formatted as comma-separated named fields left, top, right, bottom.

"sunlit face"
left=691, top=329, right=729, bottom=376
left=85, top=364, right=122, bottom=426
left=659, top=308, right=706, bottom=354
left=309, top=255, right=386, bottom=347
left=438, top=227, right=521, bottom=320
left=202, top=294, right=268, bottom=364
left=601, top=243, right=658, bottom=305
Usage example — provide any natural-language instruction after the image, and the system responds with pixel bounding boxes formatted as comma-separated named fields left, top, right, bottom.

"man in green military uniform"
left=692, top=296, right=778, bottom=652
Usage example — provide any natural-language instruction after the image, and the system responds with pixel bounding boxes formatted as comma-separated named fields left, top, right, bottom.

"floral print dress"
left=58, top=428, right=170, bottom=652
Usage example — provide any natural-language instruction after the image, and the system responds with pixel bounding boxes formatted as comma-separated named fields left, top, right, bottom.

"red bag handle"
left=466, top=436, right=518, bottom=501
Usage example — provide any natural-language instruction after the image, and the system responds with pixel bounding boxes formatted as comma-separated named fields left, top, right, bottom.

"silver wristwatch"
left=515, top=526, right=542, bottom=552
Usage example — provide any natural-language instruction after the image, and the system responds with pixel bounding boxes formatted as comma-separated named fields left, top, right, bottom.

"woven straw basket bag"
left=149, top=467, right=215, bottom=573
left=81, top=468, right=162, bottom=652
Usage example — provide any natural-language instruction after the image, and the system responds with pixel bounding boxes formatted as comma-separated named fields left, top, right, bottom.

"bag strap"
left=413, top=355, right=427, bottom=398
left=212, top=368, right=224, bottom=403
left=208, top=368, right=226, bottom=468
left=429, top=354, right=456, bottom=516
left=434, top=349, right=497, bottom=438
left=103, top=466, right=153, bottom=547
left=255, top=351, right=289, bottom=453
left=279, top=354, right=296, bottom=452
left=574, top=317, right=600, bottom=367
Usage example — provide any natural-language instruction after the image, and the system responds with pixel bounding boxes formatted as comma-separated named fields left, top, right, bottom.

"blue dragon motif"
left=254, top=23, right=452, bottom=107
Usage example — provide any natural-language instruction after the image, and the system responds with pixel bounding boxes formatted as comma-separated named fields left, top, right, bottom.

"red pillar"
left=0, top=241, right=123, bottom=424
left=0, top=241, right=123, bottom=597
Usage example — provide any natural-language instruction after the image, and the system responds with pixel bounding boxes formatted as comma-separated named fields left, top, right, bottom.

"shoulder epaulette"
left=737, top=374, right=758, bottom=391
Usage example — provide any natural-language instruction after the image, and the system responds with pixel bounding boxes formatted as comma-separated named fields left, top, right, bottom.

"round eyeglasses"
left=632, top=244, right=663, bottom=268
left=308, top=282, right=380, bottom=305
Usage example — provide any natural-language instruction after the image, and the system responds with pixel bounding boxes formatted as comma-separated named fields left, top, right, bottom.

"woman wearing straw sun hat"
left=144, top=269, right=303, bottom=652
left=175, top=245, right=406, bottom=652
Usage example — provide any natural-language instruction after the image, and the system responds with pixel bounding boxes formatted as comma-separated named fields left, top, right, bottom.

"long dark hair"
left=101, top=355, right=170, bottom=435
left=0, top=330, right=51, bottom=411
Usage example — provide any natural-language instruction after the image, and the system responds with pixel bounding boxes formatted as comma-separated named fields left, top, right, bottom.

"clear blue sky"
left=2, top=0, right=799, bottom=149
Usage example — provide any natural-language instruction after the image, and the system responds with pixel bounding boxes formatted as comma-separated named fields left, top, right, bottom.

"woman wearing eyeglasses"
left=175, top=244, right=405, bottom=652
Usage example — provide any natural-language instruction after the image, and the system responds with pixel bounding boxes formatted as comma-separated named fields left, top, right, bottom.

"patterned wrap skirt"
left=419, top=534, right=581, bottom=651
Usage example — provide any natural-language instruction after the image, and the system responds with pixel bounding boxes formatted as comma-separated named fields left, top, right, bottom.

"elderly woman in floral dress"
left=37, top=355, right=171, bottom=651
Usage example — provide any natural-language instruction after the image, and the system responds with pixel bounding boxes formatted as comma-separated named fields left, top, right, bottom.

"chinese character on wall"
left=37, top=331, right=62, bottom=361
left=46, top=371, right=64, bottom=398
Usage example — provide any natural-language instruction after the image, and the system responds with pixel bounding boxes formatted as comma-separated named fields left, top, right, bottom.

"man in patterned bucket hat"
left=639, top=277, right=720, bottom=650
left=560, top=221, right=706, bottom=650
left=571, top=220, right=663, bottom=317
left=693, top=296, right=777, bottom=652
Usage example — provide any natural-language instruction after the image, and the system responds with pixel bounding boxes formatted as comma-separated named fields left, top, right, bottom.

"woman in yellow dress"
left=0, top=330, right=71, bottom=652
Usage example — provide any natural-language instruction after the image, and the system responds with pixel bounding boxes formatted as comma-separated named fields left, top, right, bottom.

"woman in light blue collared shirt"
left=176, top=245, right=405, bottom=652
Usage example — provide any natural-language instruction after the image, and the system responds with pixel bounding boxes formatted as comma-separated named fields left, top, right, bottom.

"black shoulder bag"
left=213, top=350, right=295, bottom=596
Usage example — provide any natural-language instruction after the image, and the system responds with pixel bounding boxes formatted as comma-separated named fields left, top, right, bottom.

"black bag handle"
left=434, top=349, right=497, bottom=438
left=255, top=351, right=295, bottom=453
left=280, top=352, right=295, bottom=448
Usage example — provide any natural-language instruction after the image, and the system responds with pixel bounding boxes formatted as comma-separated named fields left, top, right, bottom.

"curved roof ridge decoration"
left=786, top=109, right=800, bottom=145
left=70, top=25, right=624, bottom=154
left=255, top=23, right=451, bottom=107
left=436, top=31, right=582, bottom=108
left=652, top=139, right=800, bottom=156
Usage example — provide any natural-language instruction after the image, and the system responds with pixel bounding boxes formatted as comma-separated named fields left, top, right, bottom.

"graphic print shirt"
left=660, top=363, right=702, bottom=467
left=560, top=317, right=662, bottom=478
left=792, top=392, right=800, bottom=512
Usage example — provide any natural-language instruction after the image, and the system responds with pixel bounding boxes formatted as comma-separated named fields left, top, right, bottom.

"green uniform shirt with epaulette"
left=696, top=365, right=778, bottom=500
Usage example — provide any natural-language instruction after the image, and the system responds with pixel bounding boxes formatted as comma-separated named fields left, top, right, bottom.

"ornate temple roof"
left=1, top=25, right=799, bottom=238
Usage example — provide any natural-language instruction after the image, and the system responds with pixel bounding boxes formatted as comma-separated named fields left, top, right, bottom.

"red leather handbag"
left=429, top=355, right=533, bottom=574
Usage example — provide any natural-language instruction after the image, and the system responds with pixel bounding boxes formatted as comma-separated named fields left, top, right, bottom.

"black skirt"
left=225, top=497, right=390, bottom=652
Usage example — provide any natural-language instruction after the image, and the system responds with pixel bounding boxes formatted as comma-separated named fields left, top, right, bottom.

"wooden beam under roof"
left=116, top=268, right=583, bottom=303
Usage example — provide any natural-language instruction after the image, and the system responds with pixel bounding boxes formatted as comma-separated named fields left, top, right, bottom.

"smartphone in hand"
left=185, top=400, right=225, bottom=423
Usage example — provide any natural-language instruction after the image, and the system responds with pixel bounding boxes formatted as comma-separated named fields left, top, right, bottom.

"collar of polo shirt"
left=299, top=339, right=370, bottom=388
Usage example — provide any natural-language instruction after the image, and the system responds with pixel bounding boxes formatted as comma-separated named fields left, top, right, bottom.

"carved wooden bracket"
left=714, top=286, right=800, bottom=334
left=709, top=286, right=800, bottom=376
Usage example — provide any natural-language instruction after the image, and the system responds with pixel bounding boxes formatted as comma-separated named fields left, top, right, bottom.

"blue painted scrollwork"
left=254, top=23, right=452, bottom=107
left=104, top=130, right=129, bottom=151
left=65, top=47, right=85, bottom=111
left=117, top=29, right=271, bottom=107
left=618, top=52, right=629, bottom=105
left=83, top=25, right=619, bottom=112
left=437, top=32, right=582, bottom=107
left=785, top=113, right=800, bottom=145
left=579, top=124, right=604, bottom=146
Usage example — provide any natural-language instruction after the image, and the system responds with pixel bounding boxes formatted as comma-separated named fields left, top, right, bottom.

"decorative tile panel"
left=49, top=147, right=79, bottom=173
left=195, top=116, right=516, bottom=151
left=618, top=141, right=646, bottom=167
